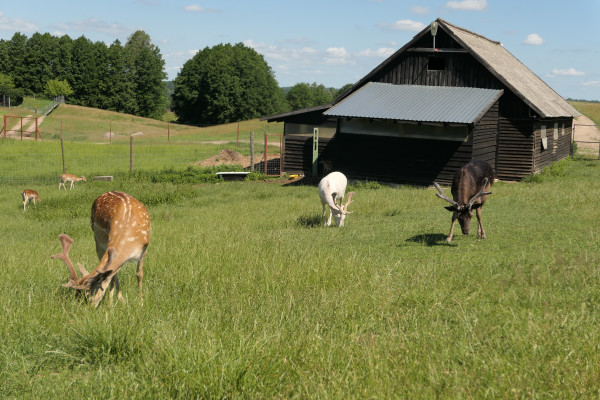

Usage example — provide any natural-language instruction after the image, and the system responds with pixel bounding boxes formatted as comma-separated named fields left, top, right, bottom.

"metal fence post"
left=312, top=127, right=319, bottom=176
left=264, top=132, right=268, bottom=175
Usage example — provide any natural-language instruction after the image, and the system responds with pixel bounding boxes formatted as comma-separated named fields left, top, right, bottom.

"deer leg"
left=108, top=273, right=124, bottom=305
left=476, top=207, right=486, bottom=239
left=137, top=248, right=148, bottom=306
left=447, top=214, right=458, bottom=243
left=321, top=203, right=328, bottom=226
left=90, top=272, right=115, bottom=308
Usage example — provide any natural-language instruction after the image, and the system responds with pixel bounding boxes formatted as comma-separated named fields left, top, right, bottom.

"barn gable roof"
left=344, top=18, right=579, bottom=119
left=441, top=19, right=579, bottom=118
left=324, top=82, right=503, bottom=124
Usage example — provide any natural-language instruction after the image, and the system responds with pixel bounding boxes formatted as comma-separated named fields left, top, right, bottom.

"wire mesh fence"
left=572, top=123, right=600, bottom=159
left=0, top=125, right=282, bottom=186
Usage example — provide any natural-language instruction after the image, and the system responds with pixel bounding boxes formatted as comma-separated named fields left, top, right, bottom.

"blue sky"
left=0, top=0, right=598, bottom=100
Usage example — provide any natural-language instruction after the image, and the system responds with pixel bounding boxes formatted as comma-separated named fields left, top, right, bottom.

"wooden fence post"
left=250, top=132, right=254, bottom=172
left=130, top=135, right=134, bottom=173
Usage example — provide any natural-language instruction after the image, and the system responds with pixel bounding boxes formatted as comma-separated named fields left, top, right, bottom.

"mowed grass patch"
left=1, top=158, right=600, bottom=398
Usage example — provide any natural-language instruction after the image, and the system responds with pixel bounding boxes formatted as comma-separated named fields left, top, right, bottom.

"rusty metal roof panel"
left=323, top=82, right=503, bottom=124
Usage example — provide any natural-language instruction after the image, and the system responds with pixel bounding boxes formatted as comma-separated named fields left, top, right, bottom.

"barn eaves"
left=323, top=82, right=503, bottom=125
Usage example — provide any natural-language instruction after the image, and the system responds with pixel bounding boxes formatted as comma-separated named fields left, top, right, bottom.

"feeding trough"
left=216, top=171, right=250, bottom=181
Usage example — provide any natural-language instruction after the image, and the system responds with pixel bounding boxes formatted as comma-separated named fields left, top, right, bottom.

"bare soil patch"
left=195, top=148, right=280, bottom=169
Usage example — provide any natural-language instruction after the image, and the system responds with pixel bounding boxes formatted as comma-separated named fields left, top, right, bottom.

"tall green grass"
left=1, top=158, right=600, bottom=398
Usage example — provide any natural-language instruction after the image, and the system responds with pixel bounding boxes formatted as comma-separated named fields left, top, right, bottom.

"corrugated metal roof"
left=324, top=83, right=503, bottom=124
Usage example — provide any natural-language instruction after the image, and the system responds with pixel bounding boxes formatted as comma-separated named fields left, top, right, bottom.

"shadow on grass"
left=296, top=213, right=322, bottom=228
left=406, top=233, right=455, bottom=247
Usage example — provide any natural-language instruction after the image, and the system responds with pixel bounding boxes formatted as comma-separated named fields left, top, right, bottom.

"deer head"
left=51, top=233, right=115, bottom=292
left=334, top=191, right=355, bottom=227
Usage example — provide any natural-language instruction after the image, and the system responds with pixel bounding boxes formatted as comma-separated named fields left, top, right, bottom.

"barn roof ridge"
left=436, top=18, right=501, bottom=46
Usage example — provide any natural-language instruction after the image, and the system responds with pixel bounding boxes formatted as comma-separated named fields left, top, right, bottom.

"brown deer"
left=433, top=160, right=494, bottom=243
left=51, top=191, right=150, bottom=307
left=59, top=173, right=86, bottom=190
left=22, top=189, right=41, bottom=210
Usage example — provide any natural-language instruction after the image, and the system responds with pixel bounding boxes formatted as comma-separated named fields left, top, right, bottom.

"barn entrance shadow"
left=405, top=233, right=453, bottom=247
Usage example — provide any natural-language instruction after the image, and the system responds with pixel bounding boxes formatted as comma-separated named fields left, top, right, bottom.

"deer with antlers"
left=434, top=160, right=494, bottom=243
left=59, top=173, right=86, bottom=190
left=22, top=189, right=41, bottom=210
left=51, top=191, right=150, bottom=307
left=318, top=171, right=355, bottom=227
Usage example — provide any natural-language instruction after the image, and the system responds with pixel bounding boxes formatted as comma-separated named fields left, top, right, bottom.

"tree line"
left=0, top=31, right=352, bottom=124
left=0, top=31, right=167, bottom=118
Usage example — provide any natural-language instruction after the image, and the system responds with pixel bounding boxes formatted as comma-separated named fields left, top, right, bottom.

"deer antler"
left=467, top=177, right=492, bottom=209
left=51, top=234, right=79, bottom=282
left=341, top=191, right=355, bottom=214
left=433, top=182, right=458, bottom=207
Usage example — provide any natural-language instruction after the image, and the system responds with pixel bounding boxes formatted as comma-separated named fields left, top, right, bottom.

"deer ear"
left=444, top=205, right=456, bottom=212
left=470, top=202, right=483, bottom=210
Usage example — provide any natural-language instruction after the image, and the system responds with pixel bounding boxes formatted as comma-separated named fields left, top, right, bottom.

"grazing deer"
left=59, top=174, right=86, bottom=190
left=434, top=160, right=494, bottom=242
left=22, top=189, right=41, bottom=210
left=51, top=191, right=150, bottom=307
left=318, top=171, right=355, bottom=227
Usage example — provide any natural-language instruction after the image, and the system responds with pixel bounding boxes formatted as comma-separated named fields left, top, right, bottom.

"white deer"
left=318, top=171, right=355, bottom=227
left=59, top=173, right=86, bottom=190
left=22, top=189, right=41, bottom=210
left=51, top=191, right=151, bottom=307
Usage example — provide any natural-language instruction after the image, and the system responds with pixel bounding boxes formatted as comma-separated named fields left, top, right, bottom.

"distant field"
left=570, top=100, right=600, bottom=125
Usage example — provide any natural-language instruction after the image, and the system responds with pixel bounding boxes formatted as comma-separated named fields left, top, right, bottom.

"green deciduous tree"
left=172, top=43, right=282, bottom=125
left=44, top=79, right=73, bottom=98
left=125, top=31, right=167, bottom=119
left=286, top=82, right=338, bottom=111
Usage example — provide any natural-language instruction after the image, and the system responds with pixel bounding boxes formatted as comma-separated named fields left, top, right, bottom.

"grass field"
left=1, top=156, right=600, bottom=398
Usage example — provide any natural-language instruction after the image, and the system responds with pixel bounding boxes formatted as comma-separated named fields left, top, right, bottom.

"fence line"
left=572, top=123, right=600, bottom=159
left=0, top=132, right=282, bottom=185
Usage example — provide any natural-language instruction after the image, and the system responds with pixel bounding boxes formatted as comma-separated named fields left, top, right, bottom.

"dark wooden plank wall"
left=283, top=135, right=331, bottom=174
left=327, top=132, right=473, bottom=185
left=377, top=52, right=501, bottom=90
left=472, top=102, right=499, bottom=170
left=496, top=118, right=534, bottom=180
left=533, top=119, right=573, bottom=172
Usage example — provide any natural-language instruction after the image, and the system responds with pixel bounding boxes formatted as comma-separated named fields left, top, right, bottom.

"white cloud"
left=445, top=0, right=488, bottom=11
left=184, top=4, right=219, bottom=13
left=185, top=5, right=204, bottom=12
left=523, top=33, right=544, bottom=46
left=357, top=47, right=395, bottom=58
left=0, top=11, right=38, bottom=32
left=378, top=19, right=425, bottom=32
left=326, top=47, right=349, bottom=58
left=581, top=80, right=600, bottom=86
left=51, top=18, right=133, bottom=36
left=410, top=6, right=429, bottom=15
left=551, top=68, right=585, bottom=77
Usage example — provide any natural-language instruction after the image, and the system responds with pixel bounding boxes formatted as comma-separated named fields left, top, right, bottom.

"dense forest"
left=0, top=31, right=352, bottom=123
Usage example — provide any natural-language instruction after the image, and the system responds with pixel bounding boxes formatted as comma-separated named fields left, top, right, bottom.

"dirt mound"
left=195, top=149, right=251, bottom=167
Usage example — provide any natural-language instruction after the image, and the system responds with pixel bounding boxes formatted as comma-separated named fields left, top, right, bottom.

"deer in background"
left=22, top=189, right=41, bottom=210
left=318, top=171, right=355, bottom=227
left=51, top=191, right=150, bottom=307
left=59, top=173, right=86, bottom=190
left=434, top=160, right=494, bottom=243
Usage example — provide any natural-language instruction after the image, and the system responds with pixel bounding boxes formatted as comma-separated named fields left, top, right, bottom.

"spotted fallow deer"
left=22, top=189, right=41, bottom=210
left=59, top=173, right=86, bottom=190
left=51, top=191, right=150, bottom=307
left=433, top=160, right=494, bottom=243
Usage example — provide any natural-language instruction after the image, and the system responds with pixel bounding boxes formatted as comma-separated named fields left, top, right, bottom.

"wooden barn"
left=262, top=18, right=580, bottom=184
